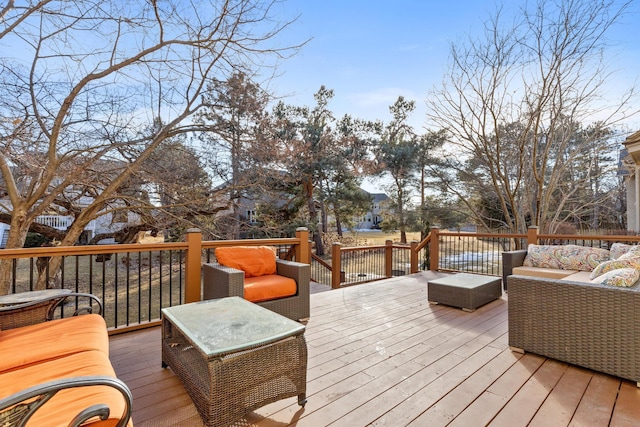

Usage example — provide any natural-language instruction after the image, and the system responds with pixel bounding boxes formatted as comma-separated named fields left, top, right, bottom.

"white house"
left=0, top=208, right=141, bottom=248
left=355, top=192, right=390, bottom=230
left=0, top=216, right=95, bottom=248
left=0, top=157, right=152, bottom=248
left=622, top=130, right=640, bottom=231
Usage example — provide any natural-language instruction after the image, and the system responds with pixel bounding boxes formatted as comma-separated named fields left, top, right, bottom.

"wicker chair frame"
left=0, top=292, right=102, bottom=330
left=202, top=259, right=310, bottom=321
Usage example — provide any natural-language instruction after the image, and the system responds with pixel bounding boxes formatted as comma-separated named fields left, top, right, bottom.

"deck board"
left=569, top=373, right=620, bottom=427
left=109, top=272, right=640, bottom=426
left=528, top=365, right=593, bottom=426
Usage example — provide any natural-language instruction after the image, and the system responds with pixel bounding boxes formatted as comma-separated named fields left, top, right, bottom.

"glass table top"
left=0, top=289, right=71, bottom=306
left=162, top=297, right=305, bottom=357
left=429, top=273, right=501, bottom=289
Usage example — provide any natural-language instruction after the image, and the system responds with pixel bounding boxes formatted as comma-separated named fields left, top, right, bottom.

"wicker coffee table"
left=427, top=273, right=502, bottom=312
left=161, top=297, right=307, bottom=427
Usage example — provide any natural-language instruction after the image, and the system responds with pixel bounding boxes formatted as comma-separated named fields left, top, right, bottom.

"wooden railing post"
left=331, top=242, right=342, bottom=289
left=410, top=241, right=419, bottom=274
left=385, top=240, right=393, bottom=277
left=430, top=226, right=440, bottom=271
left=295, top=227, right=310, bottom=264
left=527, top=226, right=539, bottom=247
left=185, top=228, right=202, bottom=304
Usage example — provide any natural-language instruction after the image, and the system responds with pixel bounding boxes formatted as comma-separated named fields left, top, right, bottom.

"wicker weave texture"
left=501, top=250, right=527, bottom=291
left=162, top=316, right=307, bottom=427
left=0, top=292, right=101, bottom=330
left=508, top=275, right=640, bottom=383
left=202, top=260, right=311, bottom=321
left=0, top=300, right=55, bottom=330
left=427, top=274, right=502, bottom=311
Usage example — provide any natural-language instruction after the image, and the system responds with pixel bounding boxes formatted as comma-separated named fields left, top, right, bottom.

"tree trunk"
left=320, top=201, right=327, bottom=233
left=398, top=187, right=407, bottom=244
left=0, top=212, right=30, bottom=295
left=334, top=202, right=344, bottom=237
left=304, top=178, right=324, bottom=256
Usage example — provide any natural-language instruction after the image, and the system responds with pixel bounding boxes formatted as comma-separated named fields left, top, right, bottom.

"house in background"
left=230, top=187, right=391, bottom=234
left=623, top=130, right=640, bottom=232
left=355, top=192, right=390, bottom=230
left=0, top=157, right=148, bottom=248
left=0, top=209, right=141, bottom=248
left=0, top=216, right=96, bottom=249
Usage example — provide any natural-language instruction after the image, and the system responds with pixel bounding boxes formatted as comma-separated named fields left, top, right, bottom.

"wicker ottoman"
left=427, top=273, right=502, bottom=312
left=161, top=297, right=307, bottom=427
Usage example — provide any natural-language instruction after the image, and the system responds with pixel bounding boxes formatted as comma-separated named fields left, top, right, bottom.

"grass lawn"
left=342, top=230, right=423, bottom=246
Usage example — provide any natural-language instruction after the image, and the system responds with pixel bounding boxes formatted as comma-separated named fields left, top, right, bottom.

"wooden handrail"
left=201, top=237, right=301, bottom=249
left=0, top=242, right=187, bottom=259
left=414, top=233, right=431, bottom=252
left=4, top=223, right=639, bottom=330
left=412, top=226, right=640, bottom=274
left=0, top=227, right=312, bottom=333
left=340, top=243, right=409, bottom=252
left=311, top=253, right=331, bottom=270
left=0, top=229, right=308, bottom=287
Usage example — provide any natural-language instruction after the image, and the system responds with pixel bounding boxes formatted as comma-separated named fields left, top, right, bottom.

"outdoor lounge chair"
left=0, top=292, right=133, bottom=426
left=202, top=246, right=310, bottom=321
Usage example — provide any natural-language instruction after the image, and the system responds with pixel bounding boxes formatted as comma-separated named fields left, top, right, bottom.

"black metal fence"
left=7, top=249, right=186, bottom=329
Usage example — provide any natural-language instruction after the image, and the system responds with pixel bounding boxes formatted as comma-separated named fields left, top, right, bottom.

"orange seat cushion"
left=0, top=314, right=109, bottom=374
left=244, top=275, right=297, bottom=303
left=0, top=350, right=131, bottom=427
left=215, top=246, right=277, bottom=277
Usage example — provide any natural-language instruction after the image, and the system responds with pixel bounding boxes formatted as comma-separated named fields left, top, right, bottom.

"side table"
left=428, top=273, right=502, bottom=312
left=161, top=297, right=307, bottom=427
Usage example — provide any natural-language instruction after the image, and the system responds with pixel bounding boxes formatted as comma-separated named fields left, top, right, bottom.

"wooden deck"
left=109, top=272, right=640, bottom=426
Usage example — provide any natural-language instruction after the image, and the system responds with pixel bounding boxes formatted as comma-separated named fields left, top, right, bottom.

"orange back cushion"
left=215, top=246, right=277, bottom=277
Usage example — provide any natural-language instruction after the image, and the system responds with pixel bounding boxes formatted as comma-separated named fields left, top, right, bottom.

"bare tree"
left=0, top=0, right=301, bottom=293
left=426, top=0, right=638, bottom=237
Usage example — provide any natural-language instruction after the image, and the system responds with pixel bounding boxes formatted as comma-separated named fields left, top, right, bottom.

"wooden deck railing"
left=0, top=228, right=310, bottom=333
left=418, top=226, right=640, bottom=276
left=3, top=224, right=639, bottom=332
left=327, top=240, right=417, bottom=288
left=321, top=226, right=640, bottom=288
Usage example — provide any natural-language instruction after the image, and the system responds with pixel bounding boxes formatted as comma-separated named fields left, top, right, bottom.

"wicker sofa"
left=507, top=275, right=640, bottom=385
left=0, top=292, right=133, bottom=426
left=504, top=244, right=640, bottom=385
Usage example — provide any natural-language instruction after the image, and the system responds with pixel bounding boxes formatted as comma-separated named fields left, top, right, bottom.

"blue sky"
left=269, top=1, right=640, bottom=132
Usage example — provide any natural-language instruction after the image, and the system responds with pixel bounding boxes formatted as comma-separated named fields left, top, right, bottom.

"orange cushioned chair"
left=202, top=246, right=310, bottom=321
left=0, top=293, right=132, bottom=427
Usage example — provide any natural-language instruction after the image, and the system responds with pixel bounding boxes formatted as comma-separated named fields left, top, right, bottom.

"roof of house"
left=623, top=130, right=640, bottom=164
left=625, top=130, right=640, bottom=145
left=369, top=193, right=390, bottom=203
